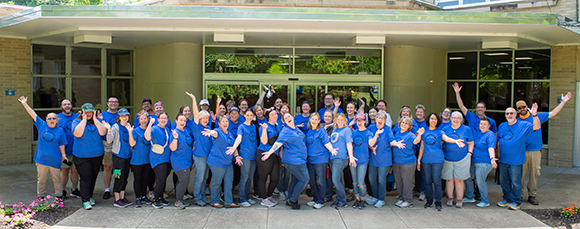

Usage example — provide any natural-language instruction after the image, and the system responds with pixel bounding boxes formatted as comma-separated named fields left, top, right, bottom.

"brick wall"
left=547, top=46, right=578, bottom=168
left=0, top=37, right=32, bottom=165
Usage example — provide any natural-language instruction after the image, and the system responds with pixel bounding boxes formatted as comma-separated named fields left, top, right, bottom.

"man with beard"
left=101, top=96, right=120, bottom=199
left=58, top=99, right=80, bottom=198
left=516, top=92, right=572, bottom=205
left=134, top=98, right=156, bottom=127
left=318, top=93, right=343, bottom=124
left=452, top=82, right=497, bottom=140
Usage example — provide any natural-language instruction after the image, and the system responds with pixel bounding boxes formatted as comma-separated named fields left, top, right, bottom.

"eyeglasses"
left=47, top=117, right=57, bottom=120
left=476, top=106, right=486, bottom=109
left=517, top=106, right=527, bottom=110
left=505, top=112, right=516, bottom=115
left=159, top=118, right=168, bottom=121
left=442, top=111, right=451, bottom=114
left=107, top=101, right=119, bottom=103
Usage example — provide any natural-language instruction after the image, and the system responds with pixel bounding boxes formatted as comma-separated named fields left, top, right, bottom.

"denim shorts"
left=442, top=154, right=470, bottom=180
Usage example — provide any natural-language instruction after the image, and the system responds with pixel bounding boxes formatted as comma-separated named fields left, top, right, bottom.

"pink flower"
left=46, top=195, right=51, bottom=198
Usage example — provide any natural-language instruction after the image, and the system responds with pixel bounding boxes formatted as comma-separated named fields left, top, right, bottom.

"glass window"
left=326, top=85, right=379, bottom=113
left=514, top=82, right=550, bottom=112
left=32, top=44, right=65, bottom=75
left=32, top=77, right=66, bottom=108
left=263, top=85, right=290, bottom=111
left=480, top=51, right=513, bottom=80
left=479, top=82, right=511, bottom=111
left=207, top=84, right=261, bottom=110
left=72, top=47, right=101, bottom=76
left=515, top=50, right=550, bottom=80
left=205, top=47, right=292, bottom=74
left=107, top=49, right=132, bottom=76
left=295, top=48, right=381, bottom=74
left=295, top=85, right=325, bottom=113
left=446, top=82, right=477, bottom=109
left=107, top=79, right=132, bottom=107
left=447, top=52, right=477, bottom=79
left=482, top=111, right=505, bottom=131
left=72, top=78, right=101, bottom=108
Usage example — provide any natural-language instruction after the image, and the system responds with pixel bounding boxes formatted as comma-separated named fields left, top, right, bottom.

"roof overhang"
left=0, top=5, right=579, bottom=50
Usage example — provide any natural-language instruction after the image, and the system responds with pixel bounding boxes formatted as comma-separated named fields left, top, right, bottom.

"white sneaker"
left=399, top=201, right=413, bottom=208
left=374, top=200, right=385, bottom=208
left=306, top=201, right=316, bottom=206
left=247, top=199, right=256, bottom=204
left=239, top=201, right=251, bottom=207
left=261, top=199, right=275, bottom=207
left=418, top=193, right=426, bottom=201
left=279, top=191, right=287, bottom=201
left=268, top=197, right=278, bottom=205
left=394, top=200, right=404, bottom=206
left=462, top=197, right=476, bottom=203
left=476, top=202, right=490, bottom=208
left=313, top=203, right=324, bottom=209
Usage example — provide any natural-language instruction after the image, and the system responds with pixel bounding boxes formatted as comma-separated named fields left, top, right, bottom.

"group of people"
left=21, top=82, right=573, bottom=212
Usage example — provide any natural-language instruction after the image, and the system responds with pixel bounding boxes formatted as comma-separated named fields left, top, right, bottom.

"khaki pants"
left=36, top=163, right=63, bottom=197
left=521, top=150, right=541, bottom=198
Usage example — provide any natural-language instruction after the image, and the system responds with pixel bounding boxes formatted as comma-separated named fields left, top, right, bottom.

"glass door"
left=205, top=80, right=260, bottom=114
left=327, top=82, right=381, bottom=114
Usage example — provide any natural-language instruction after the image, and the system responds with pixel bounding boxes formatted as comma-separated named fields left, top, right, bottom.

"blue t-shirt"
left=256, top=116, right=268, bottom=125
left=149, top=125, right=171, bottom=168
left=258, top=123, right=281, bottom=155
left=330, top=126, right=353, bottom=160
left=228, top=120, right=241, bottom=138
left=277, top=126, right=308, bottom=165
left=34, top=116, right=67, bottom=169
left=368, top=125, right=395, bottom=167
left=438, top=122, right=451, bottom=130
left=392, top=121, right=419, bottom=135
left=421, top=128, right=445, bottom=163
left=497, top=121, right=534, bottom=165
left=465, top=110, right=497, bottom=141
left=518, top=113, right=549, bottom=151
left=172, top=119, right=194, bottom=139
left=294, top=113, right=311, bottom=134
left=472, top=130, right=496, bottom=164
left=113, top=124, right=132, bottom=159
left=306, top=128, right=331, bottom=164
left=134, top=114, right=159, bottom=129
left=207, top=128, right=235, bottom=168
left=318, top=106, right=344, bottom=124
left=72, top=119, right=105, bottom=158
left=130, top=126, right=150, bottom=165
left=101, top=111, right=118, bottom=125
left=170, top=128, right=194, bottom=172
left=352, top=129, right=372, bottom=165
left=442, top=125, right=473, bottom=162
left=392, top=131, right=417, bottom=165
left=192, top=121, right=212, bottom=158
left=415, top=119, right=428, bottom=130
left=237, top=123, right=258, bottom=160
left=57, top=112, right=79, bottom=156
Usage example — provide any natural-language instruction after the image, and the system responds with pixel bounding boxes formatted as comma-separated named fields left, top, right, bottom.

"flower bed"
left=523, top=204, right=580, bottom=229
left=0, top=196, right=64, bottom=227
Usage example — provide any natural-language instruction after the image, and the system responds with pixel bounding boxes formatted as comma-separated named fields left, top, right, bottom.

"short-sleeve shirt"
left=277, top=126, right=307, bottom=165
left=34, top=116, right=67, bottom=169
left=131, top=126, right=150, bottom=165
left=472, top=130, right=496, bottom=164
left=465, top=110, right=497, bottom=140
left=306, top=128, right=331, bottom=164
left=149, top=125, right=171, bottom=168
left=352, top=129, right=372, bottom=165
left=192, top=121, right=212, bottom=158
left=170, top=128, right=194, bottom=172
left=112, top=124, right=132, bottom=159
left=421, top=128, right=445, bottom=163
left=518, top=113, right=549, bottom=151
left=237, top=123, right=258, bottom=160
left=318, top=106, right=344, bottom=124
left=58, top=112, right=79, bottom=156
left=258, top=123, right=281, bottom=155
left=392, top=131, right=417, bottom=165
left=497, top=121, right=534, bottom=165
left=207, top=128, right=235, bottom=168
left=294, top=114, right=311, bottom=134
left=101, top=111, right=118, bottom=126
left=442, top=125, right=473, bottom=162
left=368, top=125, right=395, bottom=167
left=72, top=119, right=104, bottom=158
left=330, top=126, right=353, bottom=160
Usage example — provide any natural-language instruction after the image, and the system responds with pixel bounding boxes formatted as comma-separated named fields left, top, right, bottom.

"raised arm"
left=169, top=130, right=179, bottom=151
left=530, top=103, right=541, bottom=131
left=260, top=123, right=269, bottom=145
left=18, top=96, right=37, bottom=122
left=214, top=95, right=222, bottom=119
left=93, top=112, right=107, bottom=136
left=369, top=128, right=384, bottom=147
left=186, top=92, right=200, bottom=124
left=228, top=135, right=243, bottom=155
left=333, top=97, right=341, bottom=117
left=452, top=82, right=468, bottom=115
left=357, top=97, right=366, bottom=114
left=548, top=92, right=572, bottom=119
left=73, top=113, right=87, bottom=138
left=144, top=117, right=155, bottom=141
left=255, top=86, right=268, bottom=107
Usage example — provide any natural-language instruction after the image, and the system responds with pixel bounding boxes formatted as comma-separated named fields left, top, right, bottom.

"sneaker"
left=334, top=202, right=347, bottom=209
left=306, top=201, right=316, bottom=206
left=184, top=194, right=193, bottom=200
left=497, top=200, right=510, bottom=208
left=290, top=200, right=301, bottom=210
left=528, top=196, right=539, bottom=205
left=273, top=188, right=280, bottom=195
left=357, top=200, right=365, bottom=209
left=374, top=200, right=385, bottom=208
left=82, top=201, right=92, bottom=210
left=366, top=197, right=379, bottom=205
left=210, top=203, right=224, bottom=208
left=194, top=199, right=207, bottom=207
left=161, top=199, right=170, bottom=206
left=142, top=196, right=153, bottom=205
left=435, top=202, right=442, bottom=211
left=163, top=192, right=169, bottom=199
left=418, top=193, right=426, bottom=201
left=424, top=201, right=433, bottom=208
left=225, top=203, right=240, bottom=208
left=267, top=197, right=278, bottom=205
left=152, top=201, right=163, bottom=209
left=476, top=202, right=490, bottom=208
left=313, top=203, right=324, bottom=209
left=455, top=199, right=463, bottom=208
left=446, top=199, right=454, bottom=206
left=253, top=194, right=262, bottom=200
left=114, top=199, right=127, bottom=208
left=89, top=198, right=95, bottom=206
left=278, top=191, right=287, bottom=201
left=399, top=201, right=413, bottom=208
left=330, top=201, right=338, bottom=208
left=103, top=191, right=111, bottom=200
left=247, top=199, right=256, bottom=204
left=462, top=197, right=476, bottom=203
left=175, top=200, right=187, bottom=210
left=508, top=203, right=520, bottom=210
left=261, top=199, right=275, bottom=207
left=135, top=198, right=142, bottom=208
left=71, top=188, right=81, bottom=198
left=239, top=201, right=251, bottom=207
left=121, top=198, right=133, bottom=206
left=61, top=190, right=68, bottom=199
left=394, top=200, right=403, bottom=206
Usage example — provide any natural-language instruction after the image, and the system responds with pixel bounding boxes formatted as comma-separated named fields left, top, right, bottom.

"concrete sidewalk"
left=1, top=163, right=578, bottom=228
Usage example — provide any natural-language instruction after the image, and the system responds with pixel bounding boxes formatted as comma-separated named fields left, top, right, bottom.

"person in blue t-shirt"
left=256, top=109, right=284, bottom=207
left=169, top=114, right=194, bottom=209
left=72, top=103, right=107, bottom=210
left=294, top=101, right=312, bottom=134
left=392, top=106, right=419, bottom=134
left=438, top=107, right=452, bottom=130
left=515, top=92, right=572, bottom=206
left=229, top=109, right=260, bottom=207
left=464, top=117, right=497, bottom=208
left=413, top=104, right=428, bottom=201
left=57, top=99, right=81, bottom=198
left=497, top=106, right=540, bottom=210
left=262, top=113, right=309, bottom=210
left=318, top=93, right=344, bottom=124
left=203, top=115, right=242, bottom=208
left=350, top=113, right=374, bottom=209
left=329, top=113, right=354, bottom=209
left=19, top=96, right=68, bottom=199
left=453, top=82, right=497, bottom=140
left=104, top=108, right=133, bottom=208
left=392, top=117, right=424, bottom=208
left=129, top=112, right=153, bottom=207
left=345, top=102, right=358, bottom=130
left=417, top=113, right=465, bottom=211
left=101, top=96, right=119, bottom=200
left=144, top=113, right=172, bottom=209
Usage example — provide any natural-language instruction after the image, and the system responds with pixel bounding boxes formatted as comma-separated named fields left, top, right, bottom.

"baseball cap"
left=82, top=103, right=94, bottom=112
left=516, top=100, right=528, bottom=109
left=118, top=108, right=130, bottom=116
left=356, top=113, right=366, bottom=120
left=200, top=99, right=210, bottom=106
left=142, top=98, right=152, bottom=104
left=230, top=107, right=240, bottom=113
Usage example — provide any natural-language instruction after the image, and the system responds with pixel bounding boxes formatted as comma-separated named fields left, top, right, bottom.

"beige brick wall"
left=0, top=37, right=32, bottom=165
left=547, top=46, right=577, bottom=168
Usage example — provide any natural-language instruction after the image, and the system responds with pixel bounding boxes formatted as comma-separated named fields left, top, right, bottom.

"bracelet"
left=533, top=114, right=537, bottom=117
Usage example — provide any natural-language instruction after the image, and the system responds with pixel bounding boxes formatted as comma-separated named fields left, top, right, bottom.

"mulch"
left=523, top=208, right=580, bottom=229
left=0, top=206, right=79, bottom=229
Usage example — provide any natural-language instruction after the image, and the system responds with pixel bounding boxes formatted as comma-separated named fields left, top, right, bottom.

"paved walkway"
left=1, top=163, right=579, bottom=228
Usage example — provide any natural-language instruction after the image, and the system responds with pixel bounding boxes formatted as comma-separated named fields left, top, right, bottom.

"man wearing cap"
left=516, top=92, right=572, bottom=205
left=58, top=99, right=81, bottom=198
left=318, top=93, right=344, bottom=124
left=200, top=99, right=214, bottom=128
left=101, top=96, right=120, bottom=199
left=452, top=83, right=497, bottom=140
left=134, top=98, right=156, bottom=127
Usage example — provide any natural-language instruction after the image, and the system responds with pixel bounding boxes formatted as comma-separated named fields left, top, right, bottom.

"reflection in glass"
left=482, top=111, right=504, bottom=131
left=479, top=82, right=511, bottom=111
left=107, top=49, right=132, bottom=76
left=326, top=86, right=379, bottom=113
left=479, top=51, right=512, bottom=80
left=205, top=47, right=292, bottom=74
left=206, top=84, right=261, bottom=110
left=296, top=85, right=324, bottom=113
left=515, top=50, right=550, bottom=80
left=263, top=85, right=289, bottom=111
left=107, top=79, right=132, bottom=107
left=32, top=44, right=65, bottom=75
left=446, top=82, right=477, bottom=109
left=295, top=48, right=381, bottom=74
left=447, top=52, right=477, bottom=79
left=32, top=77, right=66, bottom=108
left=72, top=47, right=101, bottom=75
left=514, top=82, right=550, bottom=112
left=72, top=78, right=101, bottom=107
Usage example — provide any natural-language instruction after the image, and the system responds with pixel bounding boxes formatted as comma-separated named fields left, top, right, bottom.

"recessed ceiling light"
left=449, top=57, right=465, bottom=60
left=342, top=61, right=360, bottom=64
left=217, top=59, right=228, bottom=62
left=518, top=66, right=533, bottom=69
left=515, top=57, right=533, bottom=60
left=484, top=53, right=510, bottom=56
left=499, top=62, right=517, bottom=64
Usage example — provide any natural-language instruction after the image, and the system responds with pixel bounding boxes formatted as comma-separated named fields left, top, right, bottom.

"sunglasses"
left=506, top=112, right=516, bottom=115
left=517, top=106, right=527, bottom=110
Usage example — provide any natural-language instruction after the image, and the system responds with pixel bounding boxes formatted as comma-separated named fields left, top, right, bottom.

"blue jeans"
left=284, top=162, right=309, bottom=202
left=307, top=162, right=328, bottom=204
left=350, top=163, right=368, bottom=199
left=499, top=162, right=523, bottom=205
left=278, top=165, right=291, bottom=192
left=368, top=165, right=389, bottom=201
left=192, top=155, right=209, bottom=201
left=238, top=159, right=256, bottom=203
left=465, top=162, right=493, bottom=204
left=421, top=162, right=444, bottom=203
left=209, top=165, right=234, bottom=205
left=330, top=159, right=348, bottom=205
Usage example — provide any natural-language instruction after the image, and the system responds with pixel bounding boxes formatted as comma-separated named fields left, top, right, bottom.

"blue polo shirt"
left=421, top=128, right=445, bottom=163
left=497, top=121, right=534, bottom=165
left=518, top=113, right=549, bottom=151
left=34, top=116, right=67, bottom=169
left=130, top=126, right=150, bottom=165
left=306, top=128, right=331, bottom=164
left=170, top=128, right=194, bottom=172
left=368, top=125, right=395, bottom=167
left=237, top=123, right=258, bottom=160
left=330, top=126, right=353, bottom=160
left=392, top=131, right=417, bottom=165
left=207, top=128, right=235, bottom=168
left=472, top=130, right=496, bottom=164
left=465, top=110, right=497, bottom=140
left=352, top=129, right=372, bottom=165
left=72, top=119, right=104, bottom=158
left=442, top=125, right=473, bottom=162
left=277, top=126, right=307, bottom=165
left=57, top=112, right=79, bottom=156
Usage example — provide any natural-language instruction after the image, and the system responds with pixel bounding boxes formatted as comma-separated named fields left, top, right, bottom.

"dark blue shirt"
left=472, top=130, right=496, bottom=164
left=392, top=131, right=417, bottom=165
left=237, top=123, right=258, bottom=160
left=207, top=128, right=235, bottom=168
left=149, top=125, right=171, bottom=168
left=277, top=126, right=307, bottom=165
left=368, top=125, right=395, bottom=167
left=192, top=121, right=212, bottom=158
left=421, top=128, right=445, bottom=163
left=57, top=112, right=79, bottom=156
left=352, top=129, right=372, bottom=165
left=497, top=121, right=534, bottom=165
left=34, top=116, right=67, bottom=169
